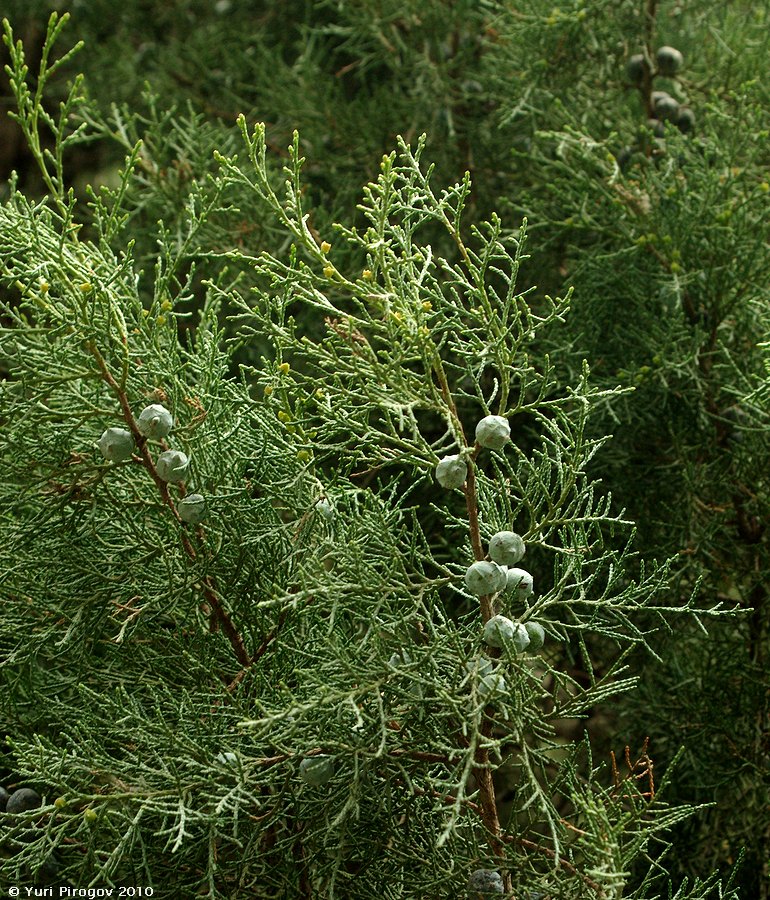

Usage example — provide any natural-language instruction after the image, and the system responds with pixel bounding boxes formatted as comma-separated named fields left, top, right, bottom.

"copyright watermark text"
left=8, top=889, right=154, bottom=898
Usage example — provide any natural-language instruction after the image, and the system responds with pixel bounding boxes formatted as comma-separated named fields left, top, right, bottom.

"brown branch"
left=429, top=348, right=507, bottom=883
left=514, top=836, right=605, bottom=896
left=89, top=341, right=251, bottom=668
left=226, top=607, right=291, bottom=692
left=464, top=447, right=507, bottom=885
left=404, top=783, right=605, bottom=896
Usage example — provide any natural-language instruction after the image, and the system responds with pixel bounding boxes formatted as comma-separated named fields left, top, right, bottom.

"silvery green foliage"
left=136, top=403, right=173, bottom=439
left=155, top=449, right=189, bottom=483
left=506, top=567, right=534, bottom=598
left=98, top=427, right=134, bottom=462
left=466, top=868, right=504, bottom=896
left=299, top=756, right=334, bottom=787
left=435, top=454, right=468, bottom=489
left=177, top=493, right=206, bottom=524
left=656, top=45, right=683, bottom=76
left=465, top=561, right=508, bottom=595
left=475, top=415, right=511, bottom=450
left=0, top=15, right=745, bottom=896
left=488, top=530, right=525, bottom=566
left=483, top=614, right=516, bottom=649
left=524, top=621, right=546, bottom=652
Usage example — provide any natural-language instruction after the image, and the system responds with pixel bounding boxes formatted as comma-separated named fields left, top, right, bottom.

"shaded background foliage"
left=1, top=0, right=768, bottom=896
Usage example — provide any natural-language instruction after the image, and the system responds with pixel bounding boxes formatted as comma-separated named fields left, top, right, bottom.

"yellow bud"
left=392, top=311, right=403, bottom=322
left=421, top=300, right=432, bottom=311
left=39, top=279, right=50, bottom=294
left=323, top=265, right=335, bottom=279
left=156, top=315, right=166, bottom=325
left=79, top=282, right=93, bottom=294
left=320, top=241, right=331, bottom=254
left=670, top=262, right=681, bottom=274
left=297, top=449, right=311, bottom=462
left=760, top=182, right=769, bottom=192
left=278, top=410, right=291, bottom=422
left=286, top=424, right=297, bottom=434
left=263, top=385, right=274, bottom=396
left=362, top=269, right=374, bottom=281
left=161, top=299, right=173, bottom=311
left=84, top=808, right=98, bottom=823
left=278, top=362, right=290, bottom=374
left=315, top=389, right=325, bottom=399
left=54, top=796, right=67, bottom=809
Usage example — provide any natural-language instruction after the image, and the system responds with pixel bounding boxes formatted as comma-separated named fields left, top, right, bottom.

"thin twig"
left=89, top=341, right=251, bottom=668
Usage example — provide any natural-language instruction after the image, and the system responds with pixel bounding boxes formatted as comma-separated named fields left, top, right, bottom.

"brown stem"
left=463, top=441, right=507, bottom=886
left=463, top=444, right=496, bottom=625
left=89, top=341, right=251, bottom=669
left=406, top=783, right=604, bottom=896
left=226, top=607, right=292, bottom=691
left=473, top=744, right=505, bottom=859
left=429, top=351, right=506, bottom=880
left=515, top=836, right=605, bottom=896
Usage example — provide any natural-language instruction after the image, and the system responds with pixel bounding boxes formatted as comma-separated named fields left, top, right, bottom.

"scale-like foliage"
left=0, top=5, right=762, bottom=899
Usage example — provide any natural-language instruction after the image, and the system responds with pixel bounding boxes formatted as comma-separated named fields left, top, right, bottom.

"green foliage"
left=0, top=2, right=767, bottom=897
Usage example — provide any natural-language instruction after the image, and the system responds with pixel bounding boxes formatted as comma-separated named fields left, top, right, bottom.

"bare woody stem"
left=463, top=444, right=495, bottom=623
left=430, top=349, right=507, bottom=887
left=88, top=341, right=251, bottom=669
left=430, top=354, right=493, bottom=617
